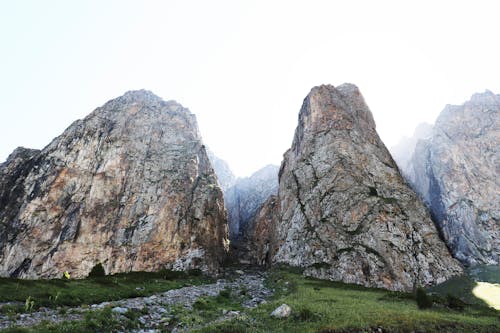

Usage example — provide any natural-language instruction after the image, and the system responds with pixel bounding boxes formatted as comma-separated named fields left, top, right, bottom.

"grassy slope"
left=1, top=268, right=499, bottom=333
left=197, top=268, right=499, bottom=333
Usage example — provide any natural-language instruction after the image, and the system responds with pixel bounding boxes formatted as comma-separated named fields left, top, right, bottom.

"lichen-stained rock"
left=0, top=90, right=229, bottom=278
left=404, top=91, right=499, bottom=266
left=274, top=84, right=462, bottom=291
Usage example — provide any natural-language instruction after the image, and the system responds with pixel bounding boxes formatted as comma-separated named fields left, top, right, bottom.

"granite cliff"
left=0, top=90, right=229, bottom=278
left=401, top=91, right=499, bottom=266
left=272, top=84, right=462, bottom=291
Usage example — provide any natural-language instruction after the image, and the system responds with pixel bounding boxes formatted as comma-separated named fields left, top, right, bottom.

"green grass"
left=197, top=267, right=499, bottom=333
left=0, top=269, right=210, bottom=311
left=1, top=307, right=137, bottom=333
left=2, top=267, right=499, bottom=333
left=165, top=286, right=245, bottom=331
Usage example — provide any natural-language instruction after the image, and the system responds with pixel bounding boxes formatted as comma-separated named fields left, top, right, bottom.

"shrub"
left=217, top=287, right=232, bottom=300
left=446, top=294, right=466, bottom=311
left=416, top=287, right=432, bottom=309
left=162, top=269, right=186, bottom=280
left=88, top=263, right=106, bottom=278
left=193, top=297, right=212, bottom=310
left=293, top=306, right=321, bottom=322
left=187, top=268, right=203, bottom=277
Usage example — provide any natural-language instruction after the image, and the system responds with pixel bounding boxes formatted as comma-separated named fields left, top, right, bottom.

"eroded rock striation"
left=402, top=91, right=499, bottom=266
left=0, top=90, right=228, bottom=278
left=273, top=84, right=462, bottom=291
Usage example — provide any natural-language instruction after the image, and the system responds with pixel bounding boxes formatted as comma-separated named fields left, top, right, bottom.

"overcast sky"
left=1, top=1, right=499, bottom=177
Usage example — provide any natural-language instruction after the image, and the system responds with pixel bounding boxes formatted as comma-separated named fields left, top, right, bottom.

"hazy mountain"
left=390, top=122, right=433, bottom=175
left=224, top=164, right=279, bottom=240
left=403, top=91, right=499, bottom=266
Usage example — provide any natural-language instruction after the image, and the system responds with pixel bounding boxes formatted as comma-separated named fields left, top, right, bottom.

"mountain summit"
left=0, top=90, right=228, bottom=278
left=272, top=84, right=462, bottom=291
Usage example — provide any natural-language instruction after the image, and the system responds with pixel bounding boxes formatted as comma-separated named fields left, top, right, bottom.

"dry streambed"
left=0, top=270, right=272, bottom=332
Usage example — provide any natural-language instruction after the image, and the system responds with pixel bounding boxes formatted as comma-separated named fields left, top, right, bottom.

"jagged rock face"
left=274, top=84, right=462, bottom=291
left=404, top=91, right=499, bottom=266
left=0, top=90, right=228, bottom=278
left=206, top=150, right=236, bottom=192
left=224, top=165, right=279, bottom=240
left=246, top=195, right=279, bottom=266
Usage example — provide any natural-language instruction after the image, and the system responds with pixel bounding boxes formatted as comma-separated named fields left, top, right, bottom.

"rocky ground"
left=0, top=269, right=272, bottom=332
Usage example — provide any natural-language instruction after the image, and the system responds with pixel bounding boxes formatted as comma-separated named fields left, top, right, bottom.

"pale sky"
left=1, top=1, right=499, bottom=177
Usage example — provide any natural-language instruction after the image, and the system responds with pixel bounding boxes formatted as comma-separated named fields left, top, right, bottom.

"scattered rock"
left=0, top=270, right=272, bottom=331
left=111, top=307, right=128, bottom=314
left=270, top=304, right=292, bottom=318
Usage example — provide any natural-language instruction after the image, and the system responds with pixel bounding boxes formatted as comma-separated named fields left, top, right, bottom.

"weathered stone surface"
left=274, top=84, right=462, bottom=291
left=246, top=195, right=279, bottom=266
left=224, top=165, right=279, bottom=240
left=402, top=91, right=499, bottom=266
left=0, top=90, right=229, bottom=278
left=270, top=304, right=291, bottom=318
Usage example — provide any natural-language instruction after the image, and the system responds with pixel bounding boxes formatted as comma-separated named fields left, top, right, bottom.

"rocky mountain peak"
left=468, top=90, right=498, bottom=106
left=273, top=84, right=462, bottom=291
left=2, top=147, right=40, bottom=165
left=0, top=90, right=228, bottom=278
left=112, top=89, right=167, bottom=106
left=292, top=84, right=376, bottom=155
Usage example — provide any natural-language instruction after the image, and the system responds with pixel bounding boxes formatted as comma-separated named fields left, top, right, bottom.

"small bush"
left=193, top=298, right=212, bottom=311
left=187, top=268, right=203, bottom=277
left=446, top=294, right=466, bottom=311
left=293, top=306, right=321, bottom=322
left=88, top=263, right=106, bottom=278
left=162, top=269, right=186, bottom=280
left=416, top=287, right=432, bottom=309
left=0, top=303, right=25, bottom=314
left=217, top=287, right=232, bottom=300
